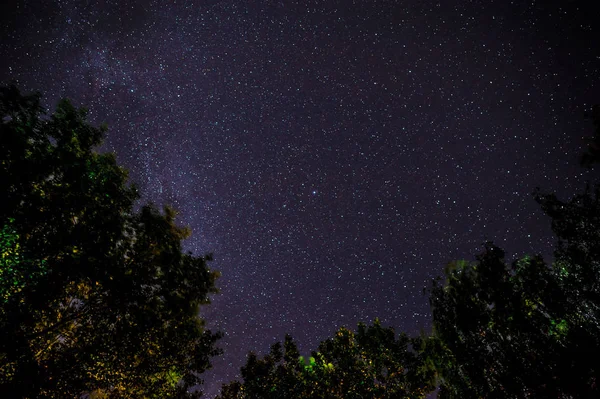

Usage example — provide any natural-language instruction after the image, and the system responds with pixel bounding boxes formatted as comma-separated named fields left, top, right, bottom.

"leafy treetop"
left=0, top=85, right=221, bottom=398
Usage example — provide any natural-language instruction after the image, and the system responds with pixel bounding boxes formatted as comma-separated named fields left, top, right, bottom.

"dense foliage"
left=0, top=86, right=221, bottom=398
left=217, top=319, right=436, bottom=399
left=427, top=106, right=600, bottom=398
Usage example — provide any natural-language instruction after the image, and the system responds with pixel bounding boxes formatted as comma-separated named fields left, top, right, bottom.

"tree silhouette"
left=0, top=85, right=221, bottom=398
left=218, top=320, right=436, bottom=399
left=428, top=245, right=576, bottom=397
left=427, top=106, right=600, bottom=398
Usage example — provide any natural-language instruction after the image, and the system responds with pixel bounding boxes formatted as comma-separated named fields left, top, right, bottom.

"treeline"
left=1, top=86, right=599, bottom=398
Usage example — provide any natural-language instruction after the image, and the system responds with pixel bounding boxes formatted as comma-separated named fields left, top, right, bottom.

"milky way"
left=1, top=0, right=598, bottom=396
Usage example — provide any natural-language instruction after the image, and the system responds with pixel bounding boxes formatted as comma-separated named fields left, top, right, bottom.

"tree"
left=428, top=244, right=582, bottom=398
left=217, top=320, right=436, bottom=399
left=0, top=85, right=221, bottom=398
left=429, top=237, right=600, bottom=398
left=427, top=107, right=600, bottom=398
left=534, top=185, right=600, bottom=395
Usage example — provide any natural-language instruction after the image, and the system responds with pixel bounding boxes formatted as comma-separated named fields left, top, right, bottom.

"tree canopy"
left=217, top=319, right=436, bottom=399
left=426, top=107, right=600, bottom=398
left=0, top=85, right=221, bottom=398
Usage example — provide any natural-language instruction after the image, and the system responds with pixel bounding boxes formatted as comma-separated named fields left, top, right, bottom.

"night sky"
left=1, top=0, right=599, bottom=396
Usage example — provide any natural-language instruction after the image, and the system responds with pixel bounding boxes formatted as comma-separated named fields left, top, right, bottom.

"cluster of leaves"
left=218, top=319, right=436, bottom=399
left=428, top=246, right=576, bottom=397
left=426, top=105, right=600, bottom=398
left=0, top=86, right=221, bottom=398
left=430, top=231, right=599, bottom=398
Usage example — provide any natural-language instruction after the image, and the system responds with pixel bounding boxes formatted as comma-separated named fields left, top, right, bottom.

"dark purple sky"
left=1, top=0, right=598, bottom=396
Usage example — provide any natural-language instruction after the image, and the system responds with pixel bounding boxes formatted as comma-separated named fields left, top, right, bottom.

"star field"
left=1, top=1, right=599, bottom=396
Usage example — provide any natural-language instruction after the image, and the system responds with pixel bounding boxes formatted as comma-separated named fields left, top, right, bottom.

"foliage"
left=429, top=213, right=600, bottom=397
left=430, top=245, right=566, bottom=397
left=426, top=105, right=600, bottom=398
left=0, top=85, right=221, bottom=398
left=217, top=319, right=436, bottom=399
